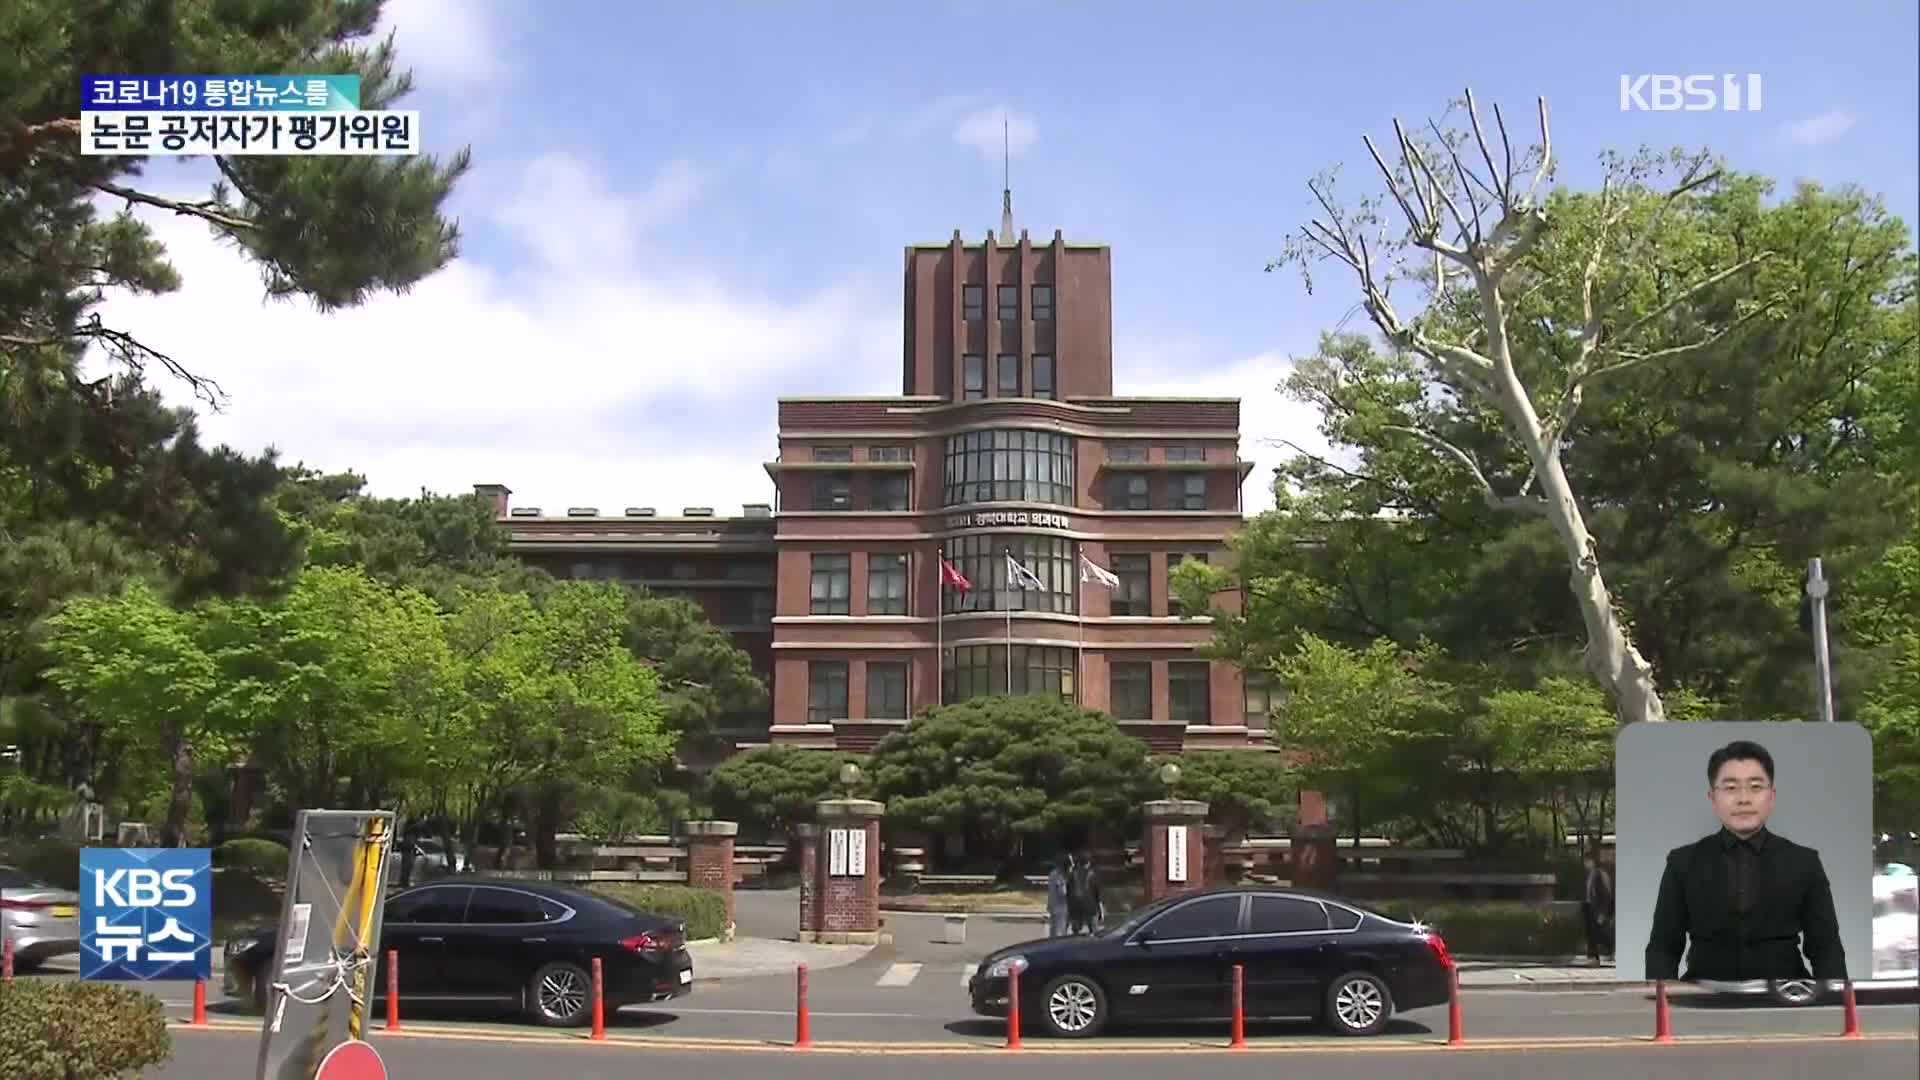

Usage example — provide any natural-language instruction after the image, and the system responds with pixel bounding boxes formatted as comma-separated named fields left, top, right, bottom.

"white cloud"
left=1115, top=343, right=1334, bottom=514
left=87, top=155, right=899, bottom=517
left=492, top=153, right=706, bottom=269
left=827, top=115, right=876, bottom=147
left=952, top=105, right=1038, bottom=167
left=1777, top=108, right=1858, bottom=147
left=375, top=0, right=508, bottom=88
left=903, top=94, right=982, bottom=137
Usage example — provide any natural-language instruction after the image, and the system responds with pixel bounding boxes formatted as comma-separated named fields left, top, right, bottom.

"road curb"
left=171, top=1019, right=1916, bottom=1055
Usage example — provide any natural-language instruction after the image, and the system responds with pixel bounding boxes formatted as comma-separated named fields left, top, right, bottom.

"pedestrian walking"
left=1065, top=850, right=1103, bottom=935
left=1045, top=855, right=1070, bottom=938
left=1582, top=847, right=1615, bottom=963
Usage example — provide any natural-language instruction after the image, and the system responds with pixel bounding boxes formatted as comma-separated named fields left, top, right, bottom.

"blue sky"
left=108, top=0, right=1920, bottom=516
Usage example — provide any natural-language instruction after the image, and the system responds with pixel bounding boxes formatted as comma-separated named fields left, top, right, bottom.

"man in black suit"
left=1645, top=740, right=1846, bottom=982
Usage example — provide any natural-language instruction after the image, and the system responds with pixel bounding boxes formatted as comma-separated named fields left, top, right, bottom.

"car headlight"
left=985, top=955, right=1028, bottom=979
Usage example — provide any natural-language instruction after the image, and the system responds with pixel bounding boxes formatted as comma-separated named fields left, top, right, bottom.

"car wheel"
left=1325, top=970, right=1393, bottom=1036
left=1039, top=974, right=1108, bottom=1038
left=527, top=961, right=594, bottom=1027
left=1770, top=979, right=1822, bottom=1007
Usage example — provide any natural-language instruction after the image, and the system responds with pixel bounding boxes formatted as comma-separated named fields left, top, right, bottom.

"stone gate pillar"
left=794, top=824, right=818, bottom=936
left=801, top=799, right=885, bottom=944
left=1142, top=799, right=1210, bottom=903
left=684, top=820, right=739, bottom=940
left=1290, top=823, right=1339, bottom=890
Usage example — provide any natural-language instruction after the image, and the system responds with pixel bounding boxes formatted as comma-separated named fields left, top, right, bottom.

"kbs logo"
left=79, top=848, right=212, bottom=981
left=1620, top=74, right=1763, bottom=112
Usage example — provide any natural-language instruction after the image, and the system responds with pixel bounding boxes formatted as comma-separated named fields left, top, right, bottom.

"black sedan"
left=225, top=880, right=694, bottom=1027
left=968, top=886, right=1454, bottom=1038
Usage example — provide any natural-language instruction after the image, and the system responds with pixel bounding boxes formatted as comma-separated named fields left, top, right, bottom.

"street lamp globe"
left=1159, top=762, right=1182, bottom=789
left=839, top=761, right=862, bottom=792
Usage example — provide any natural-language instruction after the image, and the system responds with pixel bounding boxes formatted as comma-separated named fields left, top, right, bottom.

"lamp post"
left=838, top=762, right=863, bottom=799
left=1159, top=762, right=1181, bottom=797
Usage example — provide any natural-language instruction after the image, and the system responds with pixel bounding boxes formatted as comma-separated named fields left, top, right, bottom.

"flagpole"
left=1076, top=550, right=1086, bottom=706
left=1003, top=547, right=1013, bottom=692
left=935, top=547, right=944, bottom=707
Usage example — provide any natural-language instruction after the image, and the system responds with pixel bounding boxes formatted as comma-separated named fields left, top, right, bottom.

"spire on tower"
left=999, top=111, right=1014, bottom=240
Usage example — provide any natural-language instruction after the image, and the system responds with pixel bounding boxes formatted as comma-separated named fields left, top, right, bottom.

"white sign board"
left=828, top=828, right=849, bottom=876
left=846, top=828, right=867, bottom=877
left=828, top=828, right=867, bottom=877
left=1167, top=825, right=1189, bottom=883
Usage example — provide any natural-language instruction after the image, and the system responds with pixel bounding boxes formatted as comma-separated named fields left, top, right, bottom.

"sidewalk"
left=1455, top=958, right=1629, bottom=990
left=686, top=937, right=872, bottom=981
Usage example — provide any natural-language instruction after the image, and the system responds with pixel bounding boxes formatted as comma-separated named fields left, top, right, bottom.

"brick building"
left=482, top=215, right=1274, bottom=756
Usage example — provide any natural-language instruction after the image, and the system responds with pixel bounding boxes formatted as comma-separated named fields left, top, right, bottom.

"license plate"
left=678, top=968, right=692, bottom=985
left=51, top=905, right=77, bottom=918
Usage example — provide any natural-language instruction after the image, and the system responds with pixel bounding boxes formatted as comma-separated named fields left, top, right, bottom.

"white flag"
left=1079, top=553, right=1121, bottom=589
left=1005, top=553, right=1046, bottom=591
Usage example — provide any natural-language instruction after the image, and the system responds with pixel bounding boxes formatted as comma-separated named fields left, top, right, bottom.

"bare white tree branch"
left=1383, top=424, right=1549, bottom=515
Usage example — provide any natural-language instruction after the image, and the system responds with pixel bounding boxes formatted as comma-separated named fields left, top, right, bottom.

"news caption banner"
left=79, top=74, right=418, bottom=156
left=79, top=847, right=213, bottom=982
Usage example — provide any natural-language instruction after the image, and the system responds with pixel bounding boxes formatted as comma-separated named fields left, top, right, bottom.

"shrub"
left=1366, top=900, right=1588, bottom=956
left=0, top=840, right=81, bottom=890
left=0, top=980, right=172, bottom=1079
left=213, top=837, right=291, bottom=876
left=593, top=884, right=729, bottom=941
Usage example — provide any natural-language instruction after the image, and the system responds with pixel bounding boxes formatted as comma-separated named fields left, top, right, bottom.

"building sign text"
left=945, top=511, right=1070, bottom=531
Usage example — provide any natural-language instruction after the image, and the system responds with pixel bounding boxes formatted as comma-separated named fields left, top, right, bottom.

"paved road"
left=150, top=1025, right=1920, bottom=1079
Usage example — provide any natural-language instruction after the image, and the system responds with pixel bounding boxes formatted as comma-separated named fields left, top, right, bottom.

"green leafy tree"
left=1161, top=751, right=1296, bottom=839
left=707, top=746, right=864, bottom=836
left=442, top=581, right=674, bottom=868
left=623, top=587, right=768, bottom=758
left=201, top=565, right=460, bottom=811
left=39, top=582, right=225, bottom=844
left=1273, top=636, right=1447, bottom=846
left=3, top=0, right=469, bottom=409
left=868, top=697, right=1154, bottom=871
left=1262, top=89, right=1913, bottom=725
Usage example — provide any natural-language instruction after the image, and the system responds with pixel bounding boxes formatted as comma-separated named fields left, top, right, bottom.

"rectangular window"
left=1031, top=284, right=1053, bottom=321
left=867, top=553, right=908, bottom=615
left=813, top=472, right=852, bottom=511
left=1110, top=554, right=1150, bottom=616
left=997, top=353, right=1020, bottom=396
left=1169, top=661, right=1211, bottom=724
left=945, top=644, right=1075, bottom=704
left=1110, top=661, right=1152, bottom=720
left=809, top=554, right=850, bottom=615
left=870, top=472, right=910, bottom=511
left=963, top=354, right=986, bottom=400
left=1164, top=445, right=1205, bottom=463
left=1178, top=473, right=1207, bottom=510
left=813, top=446, right=853, bottom=463
left=869, top=445, right=909, bottom=463
left=997, top=284, right=1018, bottom=321
left=1244, top=675, right=1278, bottom=732
left=940, top=533, right=1078, bottom=615
left=1032, top=355, right=1054, bottom=399
left=1110, top=472, right=1150, bottom=510
left=1172, top=552, right=1210, bottom=616
left=962, top=284, right=984, bottom=321
left=1107, top=443, right=1148, bottom=464
left=941, top=429, right=1076, bottom=507
left=866, top=661, right=908, bottom=719
left=808, top=661, right=848, bottom=723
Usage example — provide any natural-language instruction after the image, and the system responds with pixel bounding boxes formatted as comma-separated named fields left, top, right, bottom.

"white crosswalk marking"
left=875, top=962, right=922, bottom=987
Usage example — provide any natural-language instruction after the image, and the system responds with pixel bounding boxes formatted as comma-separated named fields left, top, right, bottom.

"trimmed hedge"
left=212, top=837, right=291, bottom=876
left=1367, top=900, right=1588, bottom=956
left=593, top=884, right=729, bottom=941
left=0, top=840, right=81, bottom=890
left=0, top=980, right=172, bottom=1079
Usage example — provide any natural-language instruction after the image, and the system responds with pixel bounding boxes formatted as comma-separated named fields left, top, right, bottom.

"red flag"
left=940, top=558, right=971, bottom=593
